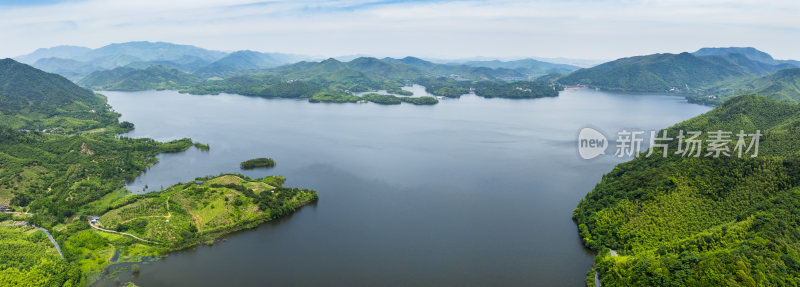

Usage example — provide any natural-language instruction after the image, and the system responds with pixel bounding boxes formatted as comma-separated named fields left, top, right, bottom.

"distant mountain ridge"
left=382, top=56, right=527, bottom=80
left=693, top=47, right=800, bottom=68
left=79, top=65, right=202, bottom=91
left=193, top=50, right=290, bottom=78
left=457, top=58, right=580, bottom=78
left=559, top=48, right=798, bottom=93
left=14, top=45, right=92, bottom=64
left=15, top=42, right=308, bottom=81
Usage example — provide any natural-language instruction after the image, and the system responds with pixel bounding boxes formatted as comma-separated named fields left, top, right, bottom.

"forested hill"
left=558, top=52, right=789, bottom=93
left=0, top=61, right=204, bottom=286
left=79, top=65, right=202, bottom=91
left=693, top=47, right=800, bottom=68
left=459, top=58, right=581, bottom=77
left=0, top=58, right=118, bottom=132
left=574, top=95, right=800, bottom=286
left=79, top=56, right=560, bottom=102
left=193, top=50, right=288, bottom=78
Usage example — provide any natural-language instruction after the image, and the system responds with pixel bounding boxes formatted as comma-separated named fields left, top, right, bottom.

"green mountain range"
left=557, top=47, right=800, bottom=96
left=558, top=52, right=765, bottom=92
left=690, top=68, right=800, bottom=105
left=575, top=95, right=800, bottom=286
left=694, top=47, right=800, bottom=68
left=383, top=56, right=527, bottom=80
left=15, top=42, right=305, bottom=81
left=459, top=58, right=580, bottom=78
left=0, top=59, right=118, bottom=132
left=79, top=65, right=202, bottom=91
left=193, top=50, right=290, bottom=78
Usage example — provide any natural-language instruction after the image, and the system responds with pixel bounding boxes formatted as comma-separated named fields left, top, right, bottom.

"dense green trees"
left=386, top=87, right=413, bottom=96
left=361, top=93, right=402, bottom=105
left=0, top=59, right=119, bottom=132
left=473, top=80, right=561, bottom=98
left=240, top=158, right=275, bottom=169
left=77, top=57, right=566, bottom=102
left=79, top=65, right=202, bottom=91
left=558, top=52, right=778, bottom=93
left=401, top=96, right=438, bottom=105
left=0, top=226, right=80, bottom=287
left=575, top=95, right=800, bottom=286
left=308, top=90, right=359, bottom=103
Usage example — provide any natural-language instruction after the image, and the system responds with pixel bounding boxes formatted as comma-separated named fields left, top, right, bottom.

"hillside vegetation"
left=559, top=52, right=757, bottom=92
left=690, top=68, right=800, bottom=105
left=574, top=95, right=800, bottom=286
left=0, top=59, right=119, bottom=133
left=0, top=60, right=317, bottom=286
left=79, top=65, right=202, bottom=91
left=98, top=174, right=317, bottom=248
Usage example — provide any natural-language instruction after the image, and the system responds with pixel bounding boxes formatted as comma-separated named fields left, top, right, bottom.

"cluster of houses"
left=0, top=205, right=9, bottom=212
left=90, top=216, right=100, bottom=225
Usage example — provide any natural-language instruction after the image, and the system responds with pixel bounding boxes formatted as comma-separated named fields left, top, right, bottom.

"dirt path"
left=90, top=221, right=160, bottom=245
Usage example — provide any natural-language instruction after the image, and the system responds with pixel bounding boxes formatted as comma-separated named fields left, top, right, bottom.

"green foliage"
left=79, top=65, right=202, bottom=91
left=98, top=174, right=317, bottom=248
left=690, top=68, right=800, bottom=105
left=460, top=58, right=580, bottom=78
left=0, top=59, right=119, bottom=132
left=193, top=142, right=210, bottom=151
left=308, top=90, right=359, bottom=103
left=559, top=52, right=755, bottom=92
left=473, top=80, right=561, bottom=98
left=415, top=77, right=470, bottom=98
left=73, top=57, right=567, bottom=102
left=240, top=158, right=275, bottom=169
left=0, top=226, right=79, bottom=287
left=361, top=93, right=401, bottom=105
left=386, top=87, right=413, bottom=96
left=400, top=96, right=438, bottom=105
left=575, top=95, right=800, bottom=286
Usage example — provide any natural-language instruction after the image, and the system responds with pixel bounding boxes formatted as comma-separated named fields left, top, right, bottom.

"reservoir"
left=97, top=89, right=710, bottom=286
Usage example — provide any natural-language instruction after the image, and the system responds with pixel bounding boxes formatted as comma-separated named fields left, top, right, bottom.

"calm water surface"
left=96, top=89, right=710, bottom=286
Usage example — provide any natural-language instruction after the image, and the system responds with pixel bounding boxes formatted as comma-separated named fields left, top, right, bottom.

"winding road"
left=31, top=224, right=63, bottom=258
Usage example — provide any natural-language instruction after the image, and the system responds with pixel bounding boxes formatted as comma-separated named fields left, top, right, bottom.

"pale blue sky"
left=2, top=0, right=799, bottom=60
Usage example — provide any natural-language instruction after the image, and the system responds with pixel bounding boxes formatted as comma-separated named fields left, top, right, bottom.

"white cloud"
left=1, top=0, right=799, bottom=60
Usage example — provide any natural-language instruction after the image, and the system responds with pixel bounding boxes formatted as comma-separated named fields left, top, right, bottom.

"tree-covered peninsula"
left=0, top=59, right=317, bottom=286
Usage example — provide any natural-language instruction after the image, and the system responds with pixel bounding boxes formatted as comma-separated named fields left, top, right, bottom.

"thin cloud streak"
left=1, top=0, right=798, bottom=60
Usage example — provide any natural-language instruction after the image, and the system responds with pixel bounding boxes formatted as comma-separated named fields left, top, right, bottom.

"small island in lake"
left=241, top=157, right=276, bottom=169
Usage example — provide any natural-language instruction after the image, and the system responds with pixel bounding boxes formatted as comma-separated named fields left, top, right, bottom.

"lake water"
left=96, top=89, right=710, bottom=286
